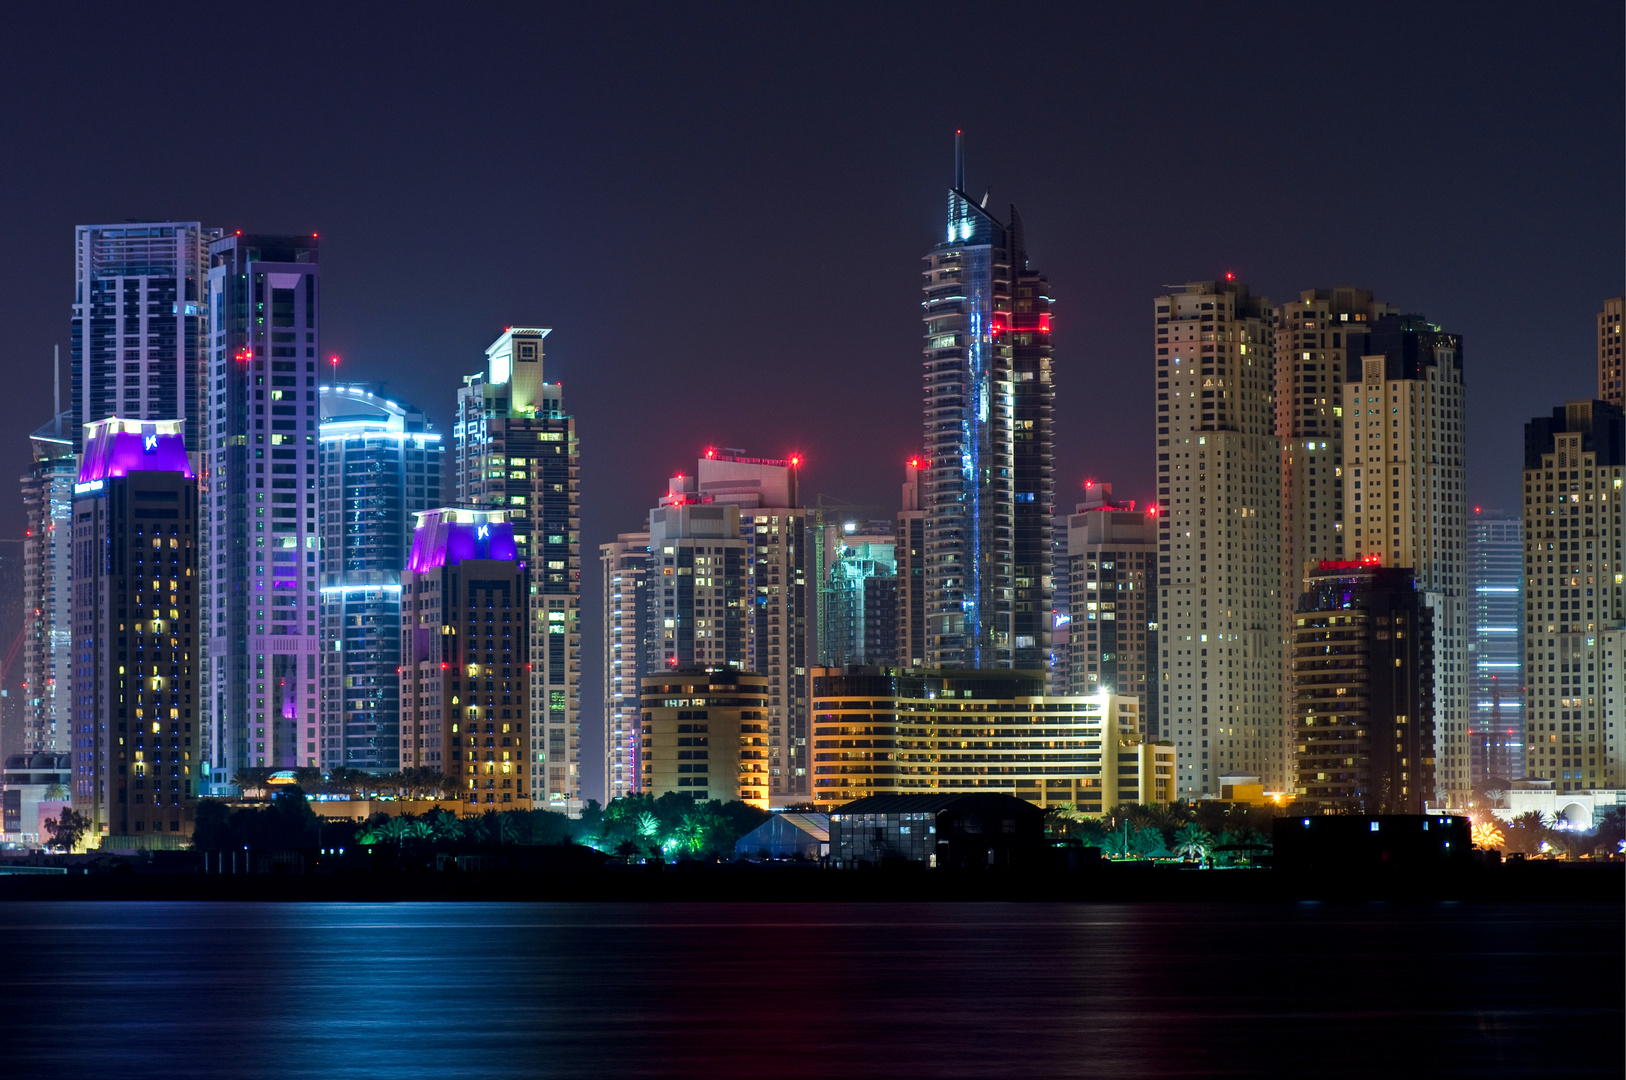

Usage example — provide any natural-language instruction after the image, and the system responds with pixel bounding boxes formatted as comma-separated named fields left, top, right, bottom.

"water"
left=0, top=901, right=1616, bottom=1079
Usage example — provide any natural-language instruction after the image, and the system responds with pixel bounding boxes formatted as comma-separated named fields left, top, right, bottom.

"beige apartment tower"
left=1154, top=280, right=1285, bottom=797
left=1341, top=315, right=1469, bottom=805
left=1520, top=401, right=1624, bottom=792
left=1599, top=297, right=1623, bottom=408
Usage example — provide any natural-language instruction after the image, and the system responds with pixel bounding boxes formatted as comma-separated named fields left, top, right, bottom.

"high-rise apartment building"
left=201, top=233, right=323, bottom=786
left=1291, top=562, right=1435, bottom=814
left=647, top=496, right=750, bottom=670
left=70, top=418, right=200, bottom=845
left=1155, top=279, right=1284, bottom=797
left=317, top=385, right=442, bottom=772
left=600, top=530, right=649, bottom=801
left=453, top=328, right=579, bottom=808
left=0, top=538, right=23, bottom=761
left=1520, top=400, right=1624, bottom=792
left=1467, top=511, right=1524, bottom=788
left=820, top=521, right=897, bottom=668
left=640, top=668, right=769, bottom=808
left=400, top=508, right=531, bottom=808
left=1599, top=297, right=1623, bottom=408
left=688, top=452, right=812, bottom=805
left=920, top=137, right=1053, bottom=670
left=1066, top=482, right=1158, bottom=738
left=72, top=223, right=221, bottom=454
left=895, top=460, right=927, bottom=669
left=1275, top=287, right=1397, bottom=736
left=1342, top=314, right=1469, bottom=805
left=20, top=415, right=74, bottom=756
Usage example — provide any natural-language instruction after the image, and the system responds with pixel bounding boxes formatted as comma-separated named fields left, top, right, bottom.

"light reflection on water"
left=0, top=901, right=1617, bottom=1079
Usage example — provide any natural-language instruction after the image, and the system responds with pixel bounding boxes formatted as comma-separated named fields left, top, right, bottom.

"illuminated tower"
left=1341, top=314, right=1469, bottom=805
left=1155, top=279, right=1283, bottom=797
left=1467, top=511, right=1524, bottom=787
left=921, top=134, right=1054, bottom=670
left=1520, top=400, right=1624, bottom=792
left=317, top=385, right=442, bottom=772
left=20, top=414, right=74, bottom=755
left=1067, top=482, right=1158, bottom=738
left=454, top=328, right=580, bottom=808
left=202, top=233, right=322, bottom=786
left=400, top=508, right=531, bottom=809
left=70, top=418, right=200, bottom=845
left=895, top=459, right=928, bottom=668
left=72, top=222, right=220, bottom=454
left=600, top=530, right=649, bottom=800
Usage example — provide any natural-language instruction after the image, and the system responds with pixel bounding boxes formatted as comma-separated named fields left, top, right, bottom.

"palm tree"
left=1172, top=822, right=1212, bottom=864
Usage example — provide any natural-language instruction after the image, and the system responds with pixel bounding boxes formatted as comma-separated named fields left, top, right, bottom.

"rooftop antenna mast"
left=954, top=129, right=965, bottom=193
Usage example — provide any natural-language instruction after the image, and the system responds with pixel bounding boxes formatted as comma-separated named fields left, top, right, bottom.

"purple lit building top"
left=76, top=418, right=193, bottom=486
left=407, top=508, right=520, bottom=572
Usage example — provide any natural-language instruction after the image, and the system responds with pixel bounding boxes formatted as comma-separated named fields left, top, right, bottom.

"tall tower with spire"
left=920, top=134, right=1054, bottom=669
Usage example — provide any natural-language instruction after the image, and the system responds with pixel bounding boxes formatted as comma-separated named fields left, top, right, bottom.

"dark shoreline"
left=2, top=861, right=1618, bottom=903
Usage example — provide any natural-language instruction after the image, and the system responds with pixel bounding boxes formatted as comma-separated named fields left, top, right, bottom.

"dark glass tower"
left=920, top=134, right=1054, bottom=669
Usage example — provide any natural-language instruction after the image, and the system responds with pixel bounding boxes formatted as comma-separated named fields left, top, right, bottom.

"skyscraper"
left=453, top=328, right=580, bottom=807
left=1467, top=510, right=1524, bottom=788
left=895, top=459, right=927, bottom=669
left=0, top=538, right=23, bottom=761
left=70, top=418, right=200, bottom=845
left=1341, top=314, right=1469, bottom=805
left=1290, top=562, right=1435, bottom=815
left=820, top=521, right=897, bottom=668
left=647, top=494, right=749, bottom=671
left=1155, top=279, right=1284, bottom=797
left=1599, top=296, right=1623, bottom=408
left=1520, top=400, right=1624, bottom=792
left=600, top=530, right=649, bottom=801
left=1066, top=482, right=1158, bottom=738
left=317, top=385, right=442, bottom=772
left=921, top=135, right=1053, bottom=670
left=20, top=415, right=74, bottom=756
left=202, top=233, right=323, bottom=784
left=400, top=508, right=531, bottom=808
left=72, top=223, right=220, bottom=454
left=693, top=451, right=812, bottom=803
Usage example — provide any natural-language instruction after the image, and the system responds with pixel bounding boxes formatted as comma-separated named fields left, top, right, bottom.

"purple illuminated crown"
left=408, top=508, right=520, bottom=572
left=77, top=418, right=193, bottom=485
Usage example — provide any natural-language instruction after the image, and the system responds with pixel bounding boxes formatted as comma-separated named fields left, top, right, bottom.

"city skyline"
left=0, top=8, right=1619, bottom=804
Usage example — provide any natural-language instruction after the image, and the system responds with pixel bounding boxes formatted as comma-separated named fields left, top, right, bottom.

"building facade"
left=72, top=222, right=220, bottom=454
left=647, top=498, right=749, bottom=671
left=1600, top=297, right=1623, bottom=408
left=70, top=419, right=200, bottom=845
left=920, top=137, right=1053, bottom=670
left=1291, top=563, right=1436, bottom=814
left=1066, top=483, right=1158, bottom=737
left=895, top=459, right=927, bottom=669
left=810, top=667, right=1161, bottom=812
left=21, top=415, right=75, bottom=756
left=600, top=530, right=649, bottom=801
left=820, top=522, right=897, bottom=668
left=1521, top=400, right=1624, bottom=792
left=202, top=233, right=323, bottom=786
left=1341, top=314, right=1470, bottom=805
left=1467, top=511, right=1524, bottom=788
left=400, top=509, right=532, bottom=809
left=317, top=385, right=442, bottom=772
left=1155, top=279, right=1284, bottom=797
left=453, top=328, right=580, bottom=808
left=638, top=668, right=769, bottom=808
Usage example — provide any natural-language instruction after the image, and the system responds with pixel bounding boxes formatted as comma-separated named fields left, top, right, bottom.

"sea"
left=0, top=901, right=1617, bottom=1079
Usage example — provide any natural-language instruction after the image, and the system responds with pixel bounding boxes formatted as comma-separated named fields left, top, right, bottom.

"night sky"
left=2, top=5, right=1619, bottom=798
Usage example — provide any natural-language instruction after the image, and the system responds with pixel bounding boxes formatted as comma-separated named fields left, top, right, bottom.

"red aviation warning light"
left=789, top=454, right=802, bottom=468
left=1225, top=271, right=1235, bottom=281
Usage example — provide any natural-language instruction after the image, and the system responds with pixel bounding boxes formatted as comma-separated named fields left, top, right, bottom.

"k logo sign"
left=144, top=435, right=159, bottom=453
left=477, top=525, right=490, bottom=541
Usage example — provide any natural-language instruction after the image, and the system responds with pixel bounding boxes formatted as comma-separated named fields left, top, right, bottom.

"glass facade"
left=318, top=385, right=442, bottom=771
left=1467, top=513, right=1524, bottom=787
